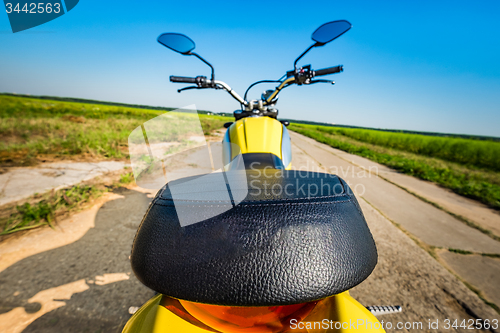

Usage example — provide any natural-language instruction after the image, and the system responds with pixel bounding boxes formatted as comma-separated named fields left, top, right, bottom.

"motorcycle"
left=123, top=20, right=400, bottom=333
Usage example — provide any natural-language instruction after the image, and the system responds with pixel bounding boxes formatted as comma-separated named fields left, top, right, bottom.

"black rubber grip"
left=170, top=76, right=197, bottom=83
left=314, top=65, right=343, bottom=76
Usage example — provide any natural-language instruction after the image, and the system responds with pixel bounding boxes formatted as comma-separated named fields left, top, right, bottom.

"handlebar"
left=170, top=76, right=198, bottom=83
left=314, top=65, right=343, bottom=77
left=169, top=75, right=247, bottom=105
left=169, top=64, right=343, bottom=108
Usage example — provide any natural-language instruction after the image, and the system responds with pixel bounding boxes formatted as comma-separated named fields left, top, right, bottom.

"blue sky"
left=1, top=0, right=499, bottom=136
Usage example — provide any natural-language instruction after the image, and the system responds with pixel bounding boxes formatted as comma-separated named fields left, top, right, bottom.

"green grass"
left=315, top=126, right=500, bottom=172
left=0, top=94, right=228, bottom=166
left=448, top=248, right=500, bottom=258
left=0, top=184, right=104, bottom=235
left=449, top=248, right=474, bottom=255
left=119, top=172, right=135, bottom=184
left=290, top=124, right=500, bottom=210
left=0, top=170, right=145, bottom=235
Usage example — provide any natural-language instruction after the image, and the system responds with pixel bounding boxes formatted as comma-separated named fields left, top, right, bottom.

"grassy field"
left=316, top=126, right=500, bottom=172
left=289, top=124, right=500, bottom=211
left=0, top=94, right=228, bottom=234
left=0, top=94, right=228, bottom=166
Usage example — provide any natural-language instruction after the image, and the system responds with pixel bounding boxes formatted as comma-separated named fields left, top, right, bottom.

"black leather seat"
left=131, top=169, right=377, bottom=306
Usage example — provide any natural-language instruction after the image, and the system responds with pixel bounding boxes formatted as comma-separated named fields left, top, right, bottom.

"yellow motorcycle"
left=123, top=20, right=400, bottom=333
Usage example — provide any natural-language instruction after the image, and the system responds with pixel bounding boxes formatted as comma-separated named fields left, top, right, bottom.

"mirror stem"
left=190, top=52, right=215, bottom=82
left=293, top=42, right=322, bottom=69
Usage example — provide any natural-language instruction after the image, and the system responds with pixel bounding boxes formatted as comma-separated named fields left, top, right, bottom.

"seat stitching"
left=159, top=193, right=349, bottom=202
left=152, top=199, right=352, bottom=208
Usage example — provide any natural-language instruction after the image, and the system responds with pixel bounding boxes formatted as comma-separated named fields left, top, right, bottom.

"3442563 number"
left=5, top=2, right=61, bottom=14
left=443, top=319, right=499, bottom=330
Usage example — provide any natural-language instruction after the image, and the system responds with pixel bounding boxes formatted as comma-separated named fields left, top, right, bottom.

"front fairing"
left=122, top=292, right=386, bottom=333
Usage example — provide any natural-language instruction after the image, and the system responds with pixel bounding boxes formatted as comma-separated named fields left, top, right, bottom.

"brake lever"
left=178, top=82, right=221, bottom=93
left=309, top=79, right=335, bottom=85
left=177, top=86, right=201, bottom=93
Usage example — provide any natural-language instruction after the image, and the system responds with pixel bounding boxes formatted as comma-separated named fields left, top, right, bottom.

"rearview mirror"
left=311, top=20, right=352, bottom=45
left=157, top=33, right=195, bottom=54
left=157, top=32, right=216, bottom=81
left=294, top=19, right=352, bottom=68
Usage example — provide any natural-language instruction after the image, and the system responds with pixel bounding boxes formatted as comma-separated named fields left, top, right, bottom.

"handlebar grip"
left=314, top=65, right=343, bottom=76
left=170, top=76, right=198, bottom=83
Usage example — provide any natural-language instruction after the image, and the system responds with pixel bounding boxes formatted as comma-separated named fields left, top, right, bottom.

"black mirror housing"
left=311, top=20, right=352, bottom=45
left=157, top=33, right=195, bottom=54
left=293, top=20, right=351, bottom=69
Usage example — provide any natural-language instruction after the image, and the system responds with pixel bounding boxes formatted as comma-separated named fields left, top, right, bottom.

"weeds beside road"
left=0, top=171, right=135, bottom=236
left=290, top=124, right=500, bottom=210
left=0, top=94, right=228, bottom=235
left=318, top=126, right=500, bottom=172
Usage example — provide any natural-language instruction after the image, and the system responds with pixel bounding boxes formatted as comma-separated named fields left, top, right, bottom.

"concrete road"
left=290, top=133, right=500, bottom=254
left=0, top=188, right=155, bottom=333
left=291, top=133, right=500, bottom=331
left=0, top=132, right=499, bottom=333
left=0, top=161, right=128, bottom=207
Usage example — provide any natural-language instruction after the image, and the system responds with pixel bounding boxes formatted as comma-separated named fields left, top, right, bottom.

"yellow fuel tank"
left=223, top=116, right=292, bottom=169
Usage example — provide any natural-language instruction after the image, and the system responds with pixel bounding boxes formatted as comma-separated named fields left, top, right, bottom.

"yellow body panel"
left=122, top=294, right=210, bottom=333
left=302, top=292, right=385, bottom=332
left=122, top=292, right=385, bottom=333
left=229, top=117, right=283, bottom=159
